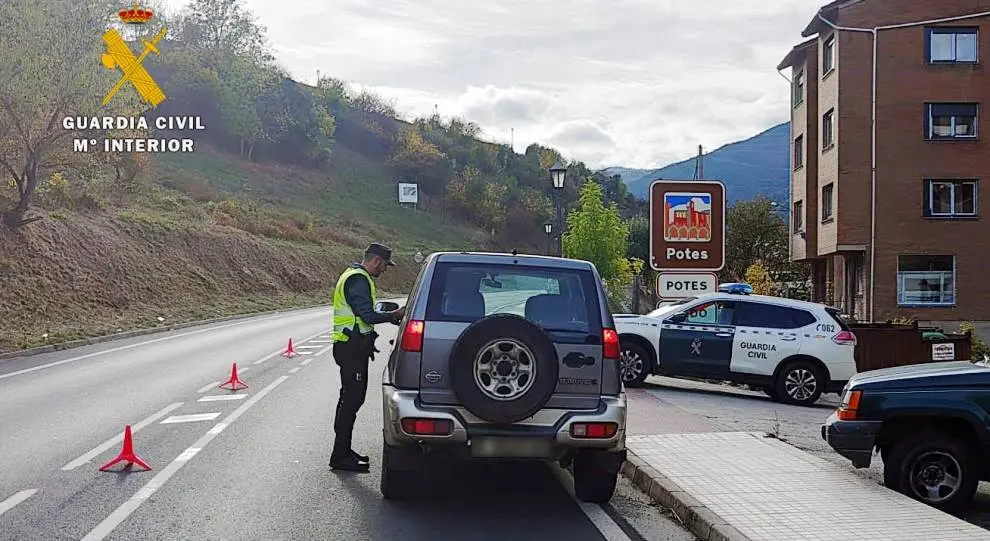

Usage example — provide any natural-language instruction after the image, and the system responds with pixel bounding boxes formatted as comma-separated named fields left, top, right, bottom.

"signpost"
left=649, top=180, right=727, bottom=303
left=656, top=271, right=718, bottom=298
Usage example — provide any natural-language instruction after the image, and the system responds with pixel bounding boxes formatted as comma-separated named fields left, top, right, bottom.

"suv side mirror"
left=667, top=313, right=687, bottom=324
left=376, top=301, right=400, bottom=312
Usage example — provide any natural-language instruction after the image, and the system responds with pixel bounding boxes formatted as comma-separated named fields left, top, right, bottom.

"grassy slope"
left=0, top=145, right=491, bottom=353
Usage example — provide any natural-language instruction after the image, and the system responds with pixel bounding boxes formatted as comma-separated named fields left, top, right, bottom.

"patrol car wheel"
left=449, top=314, right=559, bottom=424
left=619, top=342, right=650, bottom=388
left=774, top=360, right=824, bottom=406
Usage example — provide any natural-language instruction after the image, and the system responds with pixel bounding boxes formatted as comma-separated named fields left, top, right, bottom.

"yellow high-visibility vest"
left=331, top=266, right=378, bottom=343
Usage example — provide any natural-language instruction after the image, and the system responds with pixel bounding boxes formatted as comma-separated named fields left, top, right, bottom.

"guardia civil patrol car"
left=614, top=283, right=857, bottom=406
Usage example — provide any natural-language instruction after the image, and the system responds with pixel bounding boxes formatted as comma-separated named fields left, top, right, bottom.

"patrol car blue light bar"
left=718, top=283, right=753, bottom=295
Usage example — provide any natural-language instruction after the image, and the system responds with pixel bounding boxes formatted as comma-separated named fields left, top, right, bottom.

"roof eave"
left=802, top=5, right=840, bottom=37
left=777, top=37, right=817, bottom=71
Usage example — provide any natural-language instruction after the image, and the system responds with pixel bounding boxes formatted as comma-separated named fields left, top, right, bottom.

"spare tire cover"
left=449, top=314, right=559, bottom=424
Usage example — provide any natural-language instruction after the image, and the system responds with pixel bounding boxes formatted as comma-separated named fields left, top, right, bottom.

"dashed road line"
left=0, top=313, right=319, bottom=381
left=238, top=366, right=251, bottom=373
left=309, top=339, right=332, bottom=343
left=81, top=376, right=290, bottom=541
left=161, top=413, right=222, bottom=424
left=198, top=394, right=248, bottom=402
left=196, top=381, right=222, bottom=393
left=253, top=329, right=328, bottom=365
left=296, top=345, right=321, bottom=349
left=288, top=367, right=301, bottom=374
left=61, top=403, right=184, bottom=471
left=0, top=489, right=37, bottom=518
left=299, top=358, right=314, bottom=366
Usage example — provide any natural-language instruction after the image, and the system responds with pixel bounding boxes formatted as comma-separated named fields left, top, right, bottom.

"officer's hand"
left=391, top=305, right=406, bottom=320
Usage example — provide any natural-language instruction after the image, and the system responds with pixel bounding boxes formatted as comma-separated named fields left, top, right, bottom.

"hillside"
left=0, top=0, right=651, bottom=354
left=614, top=122, right=791, bottom=206
left=0, top=144, right=494, bottom=353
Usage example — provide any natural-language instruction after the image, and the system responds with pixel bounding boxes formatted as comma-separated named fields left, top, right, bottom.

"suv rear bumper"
left=821, top=411, right=880, bottom=468
left=382, top=386, right=627, bottom=458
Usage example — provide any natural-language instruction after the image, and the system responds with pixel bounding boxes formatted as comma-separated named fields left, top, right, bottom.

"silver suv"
left=377, top=252, right=627, bottom=502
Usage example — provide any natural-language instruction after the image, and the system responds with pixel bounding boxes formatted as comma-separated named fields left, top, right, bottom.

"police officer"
left=329, top=243, right=405, bottom=472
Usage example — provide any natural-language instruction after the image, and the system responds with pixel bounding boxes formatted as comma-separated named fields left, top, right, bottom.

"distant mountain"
left=616, top=122, right=791, bottom=206
left=601, top=166, right=651, bottom=184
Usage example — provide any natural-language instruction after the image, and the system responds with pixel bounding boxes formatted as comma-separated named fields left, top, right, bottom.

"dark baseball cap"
left=365, top=243, right=395, bottom=266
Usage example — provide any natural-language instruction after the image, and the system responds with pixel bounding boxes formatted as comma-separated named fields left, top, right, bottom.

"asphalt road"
left=642, top=375, right=990, bottom=531
left=0, top=307, right=694, bottom=541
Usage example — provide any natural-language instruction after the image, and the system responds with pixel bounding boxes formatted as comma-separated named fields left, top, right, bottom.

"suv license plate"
left=470, top=436, right=554, bottom=458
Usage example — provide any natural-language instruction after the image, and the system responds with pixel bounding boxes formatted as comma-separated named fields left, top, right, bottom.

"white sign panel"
left=932, top=342, right=955, bottom=361
left=656, top=272, right=718, bottom=299
left=398, top=182, right=418, bottom=204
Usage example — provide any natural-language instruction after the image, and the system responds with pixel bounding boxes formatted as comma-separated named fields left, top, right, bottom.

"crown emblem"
left=117, top=2, right=154, bottom=25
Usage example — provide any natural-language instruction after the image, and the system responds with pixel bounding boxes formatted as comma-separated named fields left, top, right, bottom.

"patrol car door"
left=659, top=299, right=736, bottom=379
left=729, top=300, right=802, bottom=376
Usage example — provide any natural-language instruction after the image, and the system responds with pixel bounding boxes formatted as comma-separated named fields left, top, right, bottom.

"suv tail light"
left=837, top=389, right=862, bottom=420
left=400, top=319, right=425, bottom=352
left=401, top=417, right=453, bottom=436
left=571, top=422, right=618, bottom=439
left=602, top=328, right=620, bottom=360
left=832, top=330, right=857, bottom=346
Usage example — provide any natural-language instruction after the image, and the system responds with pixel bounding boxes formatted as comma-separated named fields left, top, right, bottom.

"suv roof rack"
left=718, top=282, right=753, bottom=295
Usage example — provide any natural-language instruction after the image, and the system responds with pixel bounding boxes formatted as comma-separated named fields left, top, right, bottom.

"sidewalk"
left=621, top=389, right=990, bottom=541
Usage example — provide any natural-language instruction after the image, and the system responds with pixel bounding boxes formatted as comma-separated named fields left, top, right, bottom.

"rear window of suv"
left=425, top=262, right=601, bottom=334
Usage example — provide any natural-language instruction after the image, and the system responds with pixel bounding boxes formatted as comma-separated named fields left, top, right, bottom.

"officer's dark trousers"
left=331, top=340, right=369, bottom=459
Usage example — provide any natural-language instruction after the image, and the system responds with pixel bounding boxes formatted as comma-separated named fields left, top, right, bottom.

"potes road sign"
left=656, top=272, right=718, bottom=299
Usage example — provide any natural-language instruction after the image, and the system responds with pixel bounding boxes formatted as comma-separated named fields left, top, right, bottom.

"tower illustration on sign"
left=662, top=192, right=712, bottom=242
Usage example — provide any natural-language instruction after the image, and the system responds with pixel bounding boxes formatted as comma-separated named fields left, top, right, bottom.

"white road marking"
left=288, top=367, right=301, bottom=374
left=309, top=340, right=332, bottom=343
left=196, top=381, right=221, bottom=393
left=237, top=366, right=250, bottom=373
left=0, top=489, right=37, bottom=518
left=161, top=413, right=222, bottom=424
left=198, top=394, right=247, bottom=402
left=0, top=313, right=324, bottom=381
left=81, top=376, right=290, bottom=541
left=316, top=345, right=333, bottom=356
left=551, top=465, right=633, bottom=541
left=296, top=351, right=313, bottom=355
left=61, top=402, right=184, bottom=471
left=254, top=329, right=328, bottom=365
left=295, top=345, right=321, bottom=349
left=299, top=358, right=314, bottom=366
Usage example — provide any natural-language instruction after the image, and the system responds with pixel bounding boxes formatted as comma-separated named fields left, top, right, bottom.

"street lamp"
left=543, top=222, right=553, bottom=256
left=548, top=161, right=566, bottom=256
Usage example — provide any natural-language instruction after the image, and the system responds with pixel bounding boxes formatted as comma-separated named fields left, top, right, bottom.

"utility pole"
left=511, top=128, right=514, bottom=151
left=694, top=145, right=704, bottom=179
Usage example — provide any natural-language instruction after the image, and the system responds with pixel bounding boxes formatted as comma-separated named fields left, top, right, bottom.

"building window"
left=822, top=109, right=835, bottom=149
left=821, top=183, right=834, bottom=222
left=793, top=71, right=804, bottom=106
left=927, top=27, right=978, bottom=63
left=897, top=255, right=955, bottom=306
left=926, top=103, right=977, bottom=139
left=925, top=179, right=978, bottom=217
left=793, top=201, right=804, bottom=231
left=793, top=135, right=804, bottom=168
left=822, top=35, right=835, bottom=75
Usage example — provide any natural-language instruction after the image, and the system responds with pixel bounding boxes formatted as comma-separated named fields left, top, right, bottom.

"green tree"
left=0, top=0, right=124, bottom=227
left=563, top=181, right=633, bottom=309
left=626, top=215, right=650, bottom=273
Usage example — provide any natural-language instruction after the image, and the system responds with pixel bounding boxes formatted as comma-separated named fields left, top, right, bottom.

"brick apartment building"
left=778, top=0, right=990, bottom=329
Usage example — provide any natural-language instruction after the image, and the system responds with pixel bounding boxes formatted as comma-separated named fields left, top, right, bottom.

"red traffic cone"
left=218, top=362, right=248, bottom=391
left=98, top=425, right=152, bottom=472
left=282, top=338, right=296, bottom=358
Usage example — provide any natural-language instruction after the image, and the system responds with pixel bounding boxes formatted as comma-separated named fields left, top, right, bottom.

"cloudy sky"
left=161, top=0, right=824, bottom=170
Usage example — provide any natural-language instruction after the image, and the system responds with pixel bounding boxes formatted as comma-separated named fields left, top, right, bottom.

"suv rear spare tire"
left=449, top=314, right=559, bottom=424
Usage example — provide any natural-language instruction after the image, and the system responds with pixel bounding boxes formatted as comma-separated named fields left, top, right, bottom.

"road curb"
left=620, top=451, right=752, bottom=541
left=0, top=295, right=406, bottom=362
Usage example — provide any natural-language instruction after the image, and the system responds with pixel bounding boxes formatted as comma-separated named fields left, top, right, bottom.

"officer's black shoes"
left=329, top=455, right=370, bottom=473
left=351, top=449, right=370, bottom=463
